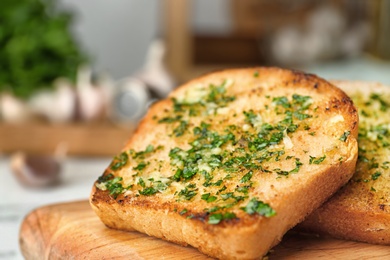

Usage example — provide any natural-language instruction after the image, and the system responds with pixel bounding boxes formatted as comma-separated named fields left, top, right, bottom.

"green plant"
left=0, top=0, right=88, bottom=99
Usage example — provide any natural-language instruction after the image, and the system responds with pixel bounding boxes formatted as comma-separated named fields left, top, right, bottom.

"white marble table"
left=301, top=56, right=390, bottom=85
left=0, top=156, right=111, bottom=260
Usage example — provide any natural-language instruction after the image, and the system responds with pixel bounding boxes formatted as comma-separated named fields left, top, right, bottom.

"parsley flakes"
left=340, top=131, right=351, bottom=142
left=242, top=198, right=276, bottom=217
left=96, top=88, right=324, bottom=224
left=309, top=155, right=326, bottom=165
left=201, top=193, right=218, bottom=203
left=96, top=174, right=126, bottom=199
left=110, top=152, right=128, bottom=170
left=208, top=212, right=237, bottom=224
left=371, top=171, right=381, bottom=180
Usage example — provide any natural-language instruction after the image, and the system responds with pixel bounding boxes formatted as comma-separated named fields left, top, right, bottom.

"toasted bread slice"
left=300, top=81, right=390, bottom=245
left=90, top=68, right=358, bottom=259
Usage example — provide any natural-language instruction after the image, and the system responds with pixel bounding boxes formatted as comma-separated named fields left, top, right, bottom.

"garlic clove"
left=76, top=66, right=105, bottom=121
left=10, top=152, right=61, bottom=188
left=136, top=39, right=175, bottom=98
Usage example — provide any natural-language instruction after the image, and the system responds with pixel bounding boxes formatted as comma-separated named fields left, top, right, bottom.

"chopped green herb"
left=201, top=193, right=217, bottom=203
left=111, top=152, right=129, bottom=170
left=274, top=168, right=289, bottom=176
left=382, top=161, right=390, bottom=169
left=369, top=163, right=379, bottom=169
left=223, top=212, right=237, bottom=220
left=242, top=198, right=276, bottom=217
left=97, top=173, right=114, bottom=183
left=178, top=184, right=198, bottom=200
left=292, top=94, right=312, bottom=108
left=236, top=186, right=249, bottom=194
left=309, top=155, right=326, bottom=165
left=243, top=110, right=258, bottom=126
left=104, top=176, right=125, bottom=199
left=208, top=212, right=237, bottom=224
left=220, top=192, right=234, bottom=200
left=370, top=93, right=389, bottom=111
left=139, top=187, right=158, bottom=196
left=154, top=181, right=169, bottom=192
left=131, top=146, right=158, bottom=159
left=158, top=115, right=182, bottom=123
left=273, top=96, right=291, bottom=108
left=223, top=192, right=245, bottom=202
left=208, top=213, right=223, bottom=224
left=182, top=167, right=197, bottom=180
left=289, top=159, right=303, bottom=174
left=240, top=171, right=253, bottom=183
left=340, top=131, right=351, bottom=142
left=173, top=120, right=189, bottom=137
left=205, top=206, right=221, bottom=213
left=371, top=171, right=381, bottom=180
left=293, top=111, right=312, bottom=120
left=218, top=185, right=227, bottom=193
left=361, top=110, right=369, bottom=117
left=172, top=168, right=183, bottom=181
left=138, top=178, right=145, bottom=188
left=206, top=81, right=236, bottom=105
left=145, top=145, right=154, bottom=153
left=96, top=174, right=130, bottom=199
left=134, top=162, right=147, bottom=171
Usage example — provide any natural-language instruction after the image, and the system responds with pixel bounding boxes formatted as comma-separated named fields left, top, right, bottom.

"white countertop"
left=300, top=56, right=390, bottom=85
left=0, top=156, right=111, bottom=260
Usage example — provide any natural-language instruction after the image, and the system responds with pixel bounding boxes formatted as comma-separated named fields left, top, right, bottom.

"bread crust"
left=90, top=68, right=358, bottom=259
left=300, top=81, right=390, bottom=245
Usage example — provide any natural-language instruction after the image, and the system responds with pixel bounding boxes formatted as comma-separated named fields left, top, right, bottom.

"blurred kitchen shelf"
left=163, top=0, right=370, bottom=84
left=163, top=0, right=316, bottom=83
left=164, top=0, right=267, bottom=83
left=0, top=122, right=134, bottom=157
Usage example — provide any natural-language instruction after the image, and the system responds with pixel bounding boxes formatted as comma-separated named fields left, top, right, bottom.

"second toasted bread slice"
left=300, top=81, right=390, bottom=245
left=90, top=67, right=358, bottom=259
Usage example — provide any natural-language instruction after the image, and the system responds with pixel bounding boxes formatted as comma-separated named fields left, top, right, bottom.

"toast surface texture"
left=301, top=81, right=390, bottom=245
left=90, top=68, right=358, bottom=259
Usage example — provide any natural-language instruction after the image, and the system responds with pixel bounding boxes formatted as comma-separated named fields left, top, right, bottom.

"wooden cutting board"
left=19, top=200, right=390, bottom=259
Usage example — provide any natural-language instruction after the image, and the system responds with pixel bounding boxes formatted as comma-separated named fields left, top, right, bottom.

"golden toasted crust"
left=300, top=81, right=390, bottom=245
left=90, top=67, right=358, bottom=259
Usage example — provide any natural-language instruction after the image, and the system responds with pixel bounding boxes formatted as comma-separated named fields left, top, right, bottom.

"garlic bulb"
left=0, top=92, right=30, bottom=123
left=76, top=66, right=105, bottom=121
left=136, top=39, right=175, bottom=98
left=28, top=79, right=76, bottom=123
left=110, top=78, right=150, bottom=123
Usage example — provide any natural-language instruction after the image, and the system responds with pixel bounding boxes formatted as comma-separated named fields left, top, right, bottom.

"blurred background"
left=0, top=0, right=389, bottom=259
